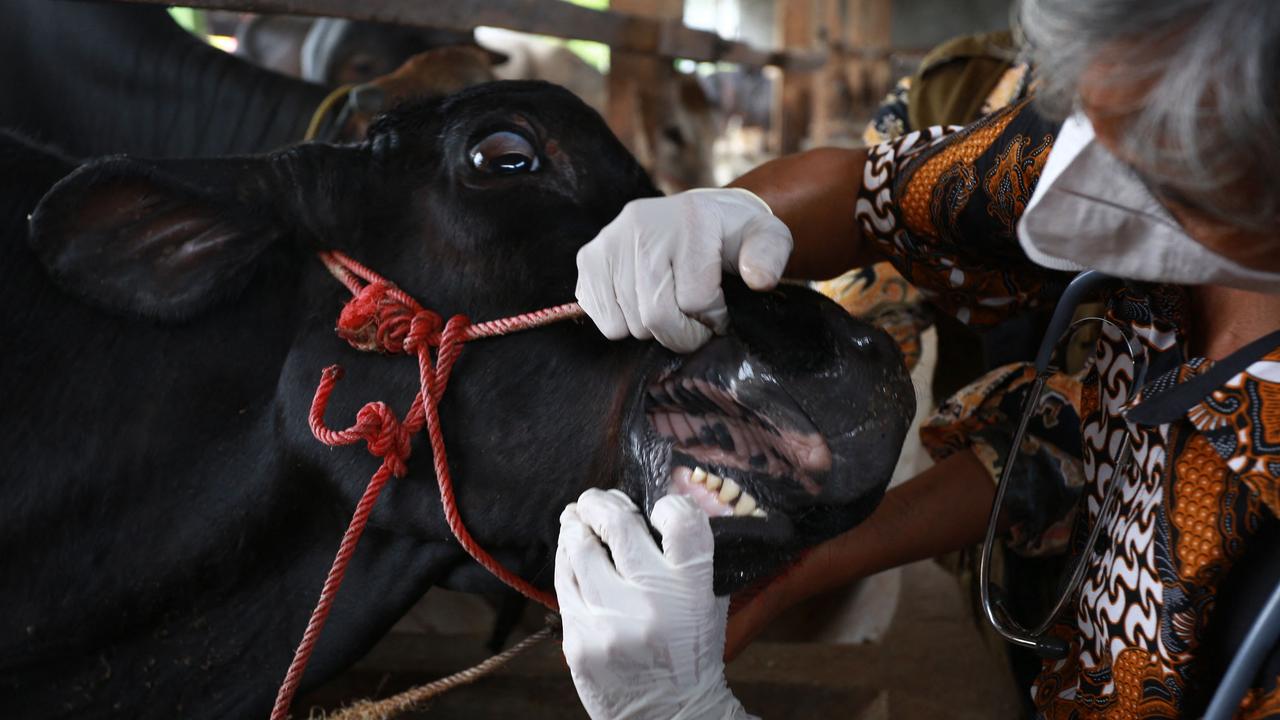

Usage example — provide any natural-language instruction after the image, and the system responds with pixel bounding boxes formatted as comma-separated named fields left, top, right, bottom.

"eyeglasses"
left=978, top=271, right=1148, bottom=659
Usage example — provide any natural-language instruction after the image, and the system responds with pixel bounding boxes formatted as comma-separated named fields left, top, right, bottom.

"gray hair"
left=1019, top=0, right=1280, bottom=231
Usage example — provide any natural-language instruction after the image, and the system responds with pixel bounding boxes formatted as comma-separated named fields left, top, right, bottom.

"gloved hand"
left=575, top=188, right=794, bottom=353
left=556, top=489, right=755, bottom=720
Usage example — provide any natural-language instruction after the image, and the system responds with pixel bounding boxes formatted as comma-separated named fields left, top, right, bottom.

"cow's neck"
left=1, top=254, right=459, bottom=715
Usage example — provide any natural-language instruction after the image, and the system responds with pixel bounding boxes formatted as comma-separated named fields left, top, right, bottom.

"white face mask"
left=1017, top=114, right=1280, bottom=293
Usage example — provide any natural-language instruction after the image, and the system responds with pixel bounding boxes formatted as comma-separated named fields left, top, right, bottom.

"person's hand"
left=575, top=188, right=794, bottom=353
left=555, top=489, right=755, bottom=720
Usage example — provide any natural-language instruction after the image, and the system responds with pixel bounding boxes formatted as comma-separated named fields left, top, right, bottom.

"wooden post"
left=607, top=0, right=684, bottom=166
left=845, top=0, right=891, bottom=112
left=866, top=0, right=892, bottom=101
left=775, top=0, right=815, bottom=154
left=121, top=0, right=822, bottom=68
left=808, top=0, right=843, bottom=145
left=845, top=0, right=867, bottom=108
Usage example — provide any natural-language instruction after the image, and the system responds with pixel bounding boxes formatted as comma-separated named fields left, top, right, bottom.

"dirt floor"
left=301, top=560, right=1027, bottom=719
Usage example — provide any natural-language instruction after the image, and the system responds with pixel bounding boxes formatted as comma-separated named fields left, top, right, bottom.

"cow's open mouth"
left=645, top=343, right=833, bottom=540
left=625, top=287, right=913, bottom=593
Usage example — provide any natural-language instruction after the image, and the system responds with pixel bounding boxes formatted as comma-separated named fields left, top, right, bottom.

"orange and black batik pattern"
left=856, top=99, right=1280, bottom=719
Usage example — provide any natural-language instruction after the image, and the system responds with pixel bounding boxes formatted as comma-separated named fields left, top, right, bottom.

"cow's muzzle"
left=645, top=335, right=836, bottom=540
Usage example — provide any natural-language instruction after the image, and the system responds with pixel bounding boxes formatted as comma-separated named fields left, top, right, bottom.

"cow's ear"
left=29, top=154, right=298, bottom=321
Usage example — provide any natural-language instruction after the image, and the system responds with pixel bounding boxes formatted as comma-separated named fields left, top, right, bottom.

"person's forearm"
left=798, top=447, right=994, bottom=594
left=729, top=147, right=880, bottom=280
left=725, top=448, right=996, bottom=658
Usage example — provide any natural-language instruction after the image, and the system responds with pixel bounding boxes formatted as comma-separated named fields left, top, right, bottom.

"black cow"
left=0, top=81, right=913, bottom=718
left=1, top=0, right=330, bottom=158
left=3, top=0, right=478, bottom=160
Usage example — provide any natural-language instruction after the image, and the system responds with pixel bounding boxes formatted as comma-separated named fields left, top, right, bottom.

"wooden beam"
left=110, top=0, right=823, bottom=69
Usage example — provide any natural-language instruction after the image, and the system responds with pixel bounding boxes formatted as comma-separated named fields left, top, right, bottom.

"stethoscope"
left=976, top=271, right=1280, bottom=719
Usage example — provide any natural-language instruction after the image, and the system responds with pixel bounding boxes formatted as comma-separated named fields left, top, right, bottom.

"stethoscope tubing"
left=1202, top=568, right=1280, bottom=719
left=977, top=270, right=1280, bottom=715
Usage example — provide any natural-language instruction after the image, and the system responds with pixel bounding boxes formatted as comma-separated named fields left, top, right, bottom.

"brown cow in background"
left=235, top=16, right=717, bottom=192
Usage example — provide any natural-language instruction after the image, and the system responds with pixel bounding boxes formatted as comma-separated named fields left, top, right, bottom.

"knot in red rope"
left=336, top=281, right=442, bottom=355
left=308, top=368, right=418, bottom=478
left=405, top=310, right=444, bottom=353
left=273, top=250, right=583, bottom=720
left=355, top=403, right=413, bottom=477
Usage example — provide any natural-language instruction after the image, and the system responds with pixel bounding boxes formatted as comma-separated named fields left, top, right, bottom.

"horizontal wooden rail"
left=110, top=0, right=826, bottom=69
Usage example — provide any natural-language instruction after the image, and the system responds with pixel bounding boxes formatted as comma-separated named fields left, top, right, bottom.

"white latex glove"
left=556, top=489, right=755, bottom=720
left=575, top=188, right=794, bottom=353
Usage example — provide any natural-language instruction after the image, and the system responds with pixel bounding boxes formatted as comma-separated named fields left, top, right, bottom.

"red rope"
left=270, top=251, right=581, bottom=720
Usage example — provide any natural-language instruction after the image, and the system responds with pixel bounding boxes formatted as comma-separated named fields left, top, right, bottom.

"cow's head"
left=29, top=81, right=912, bottom=598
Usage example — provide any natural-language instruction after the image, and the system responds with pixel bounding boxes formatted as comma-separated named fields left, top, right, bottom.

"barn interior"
left=8, top=0, right=1035, bottom=717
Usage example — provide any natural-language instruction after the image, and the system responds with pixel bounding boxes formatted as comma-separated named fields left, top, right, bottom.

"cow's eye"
left=469, top=131, right=540, bottom=175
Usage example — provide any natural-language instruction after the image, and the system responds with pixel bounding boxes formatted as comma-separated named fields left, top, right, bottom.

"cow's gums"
left=1, top=81, right=912, bottom=717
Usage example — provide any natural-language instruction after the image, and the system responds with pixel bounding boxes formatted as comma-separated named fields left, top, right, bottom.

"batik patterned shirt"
left=811, top=264, right=931, bottom=371
left=856, top=98, right=1280, bottom=718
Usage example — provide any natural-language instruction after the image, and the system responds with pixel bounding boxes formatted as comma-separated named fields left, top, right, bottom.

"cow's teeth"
left=680, top=466, right=767, bottom=518
left=719, top=478, right=741, bottom=503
